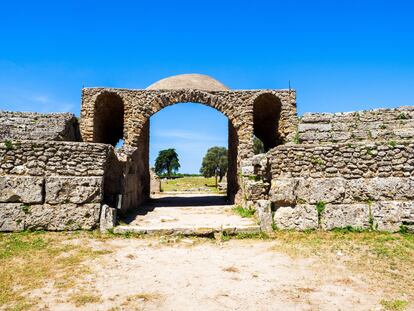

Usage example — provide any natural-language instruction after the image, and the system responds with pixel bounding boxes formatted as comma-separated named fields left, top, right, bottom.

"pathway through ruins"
left=114, top=193, right=260, bottom=235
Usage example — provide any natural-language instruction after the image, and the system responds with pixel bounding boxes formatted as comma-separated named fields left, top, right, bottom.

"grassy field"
left=0, top=230, right=413, bottom=310
left=160, top=176, right=222, bottom=193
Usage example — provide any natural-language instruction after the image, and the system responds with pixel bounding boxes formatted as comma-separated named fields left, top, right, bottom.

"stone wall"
left=0, top=111, right=80, bottom=142
left=242, top=141, right=414, bottom=232
left=0, top=140, right=116, bottom=231
left=298, top=106, right=414, bottom=144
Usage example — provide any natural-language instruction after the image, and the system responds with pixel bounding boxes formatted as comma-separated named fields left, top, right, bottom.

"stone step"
left=113, top=224, right=261, bottom=236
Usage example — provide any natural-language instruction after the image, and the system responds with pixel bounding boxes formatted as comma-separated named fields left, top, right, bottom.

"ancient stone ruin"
left=1, top=74, right=413, bottom=232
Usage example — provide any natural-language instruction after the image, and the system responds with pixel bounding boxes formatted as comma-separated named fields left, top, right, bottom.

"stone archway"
left=134, top=91, right=241, bottom=205
left=79, top=74, right=298, bottom=215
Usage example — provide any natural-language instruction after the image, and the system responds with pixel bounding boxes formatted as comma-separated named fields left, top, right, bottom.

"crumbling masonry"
left=0, top=74, right=413, bottom=232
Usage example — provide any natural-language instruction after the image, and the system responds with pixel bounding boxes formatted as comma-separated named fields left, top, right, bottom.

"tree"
left=253, top=136, right=265, bottom=155
left=200, top=147, right=228, bottom=187
left=154, top=149, right=180, bottom=178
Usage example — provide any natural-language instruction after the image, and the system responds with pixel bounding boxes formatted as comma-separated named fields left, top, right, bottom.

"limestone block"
left=100, top=204, right=117, bottom=232
left=269, top=178, right=298, bottom=205
left=24, top=203, right=100, bottom=231
left=0, top=176, right=43, bottom=203
left=0, top=203, right=26, bottom=231
left=345, top=177, right=414, bottom=202
left=372, top=201, right=414, bottom=232
left=296, top=178, right=346, bottom=204
left=321, top=204, right=371, bottom=230
left=45, top=176, right=103, bottom=204
left=255, top=200, right=272, bottom=233
left=298, top=123, right=332, bottom=132
left=244, top=180, right=268, bottom=201
left=273, top=205, right=318, bottom=230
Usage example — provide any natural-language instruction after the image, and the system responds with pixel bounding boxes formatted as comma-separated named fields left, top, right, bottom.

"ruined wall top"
left=298, top=106, right=414, bottom=144
left=0, top=111, right=80, bottom=142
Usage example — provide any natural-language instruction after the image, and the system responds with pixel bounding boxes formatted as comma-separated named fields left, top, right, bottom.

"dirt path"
left=115, top=193, right=259, bottom=234
left=31, top=237, right=388, bottom=311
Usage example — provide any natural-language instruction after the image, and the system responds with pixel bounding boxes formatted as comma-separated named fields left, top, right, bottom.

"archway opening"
left=120, top=101, right=241, bottom=229
left=148, top=102, right=237, bottom=201
left=253, top=93, right=282, bottom=151
left=93, top=92, right=124, bottom=146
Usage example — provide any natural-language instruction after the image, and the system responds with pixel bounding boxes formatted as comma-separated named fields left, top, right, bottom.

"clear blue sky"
left=1, top=1, right=413, bottom=173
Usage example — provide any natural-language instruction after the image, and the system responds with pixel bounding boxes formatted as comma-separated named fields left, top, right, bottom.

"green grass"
left=0, top=232, right=112, bottom=309
left=381, top=299, right=409, bottom=311
left=160, top=176, right=222, bottom=193
left=233, top=205, right=256, bottom=218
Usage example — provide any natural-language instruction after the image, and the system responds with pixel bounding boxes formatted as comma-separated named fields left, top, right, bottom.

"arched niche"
left=93, top=92, right=124, bottom=146
left=253, top=93, right=282, bottom=151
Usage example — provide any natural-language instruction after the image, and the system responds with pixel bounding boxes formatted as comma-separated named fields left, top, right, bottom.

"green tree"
left=253, top=136, right=265, bottom=155
left=154, top=148, right=180, bottom=178
left=200, top=146, right=228, bottom=187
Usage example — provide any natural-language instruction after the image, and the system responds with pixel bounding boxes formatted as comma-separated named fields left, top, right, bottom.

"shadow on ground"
left=122, top=194, right=231, bottom=224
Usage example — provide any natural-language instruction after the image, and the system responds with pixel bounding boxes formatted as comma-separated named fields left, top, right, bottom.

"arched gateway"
left=80, top=74, right=298, bottom=214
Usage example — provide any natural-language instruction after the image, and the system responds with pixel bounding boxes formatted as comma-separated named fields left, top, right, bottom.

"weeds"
left=233, top=205, right=256, bottom=218
left=315, top=201, right=326, bottom=226
left=380, top=299, right=409, bottom=311
left=3, top=139, right=13, bottom=150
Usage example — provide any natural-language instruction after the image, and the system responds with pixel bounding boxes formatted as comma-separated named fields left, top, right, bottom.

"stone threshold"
left=113, top=224, right=260, bottom=236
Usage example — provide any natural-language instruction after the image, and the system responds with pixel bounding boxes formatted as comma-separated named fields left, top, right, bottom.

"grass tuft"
left=380, top=299, right=409, bottom=311
left=233, top=205, right=256, bottom=218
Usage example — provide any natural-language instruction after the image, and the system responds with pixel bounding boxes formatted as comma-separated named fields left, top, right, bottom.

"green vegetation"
left=389, top=140, right=397, bottom=148
left=397, top=112, right=409, bottom=120
left=154, top=148, right=180, bottom=178
left=233, top=205, right=256, bottom=218
left=0, top=232, right=112, bottom=309
left=4, top=139, right=13, bottom=150
left=315, top=200, right=326, bottom=225
left=380, top=299, right=409, bottom=311
left=200, top=146, right=228, bottom=187
left=293, top=131, right=300, bottom=144
left=160, top=176, right=221, bottom=193
left=310, top=156, right=325, bottom=166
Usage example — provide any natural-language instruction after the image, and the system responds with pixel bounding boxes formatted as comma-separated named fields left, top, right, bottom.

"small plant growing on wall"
left=397, top=112, right=408, bottom=120
left=388, top=141, right=397, bottom=148
left=315, top=201, right=326, bottom=227
left=4, top=139, right=13, bottom=150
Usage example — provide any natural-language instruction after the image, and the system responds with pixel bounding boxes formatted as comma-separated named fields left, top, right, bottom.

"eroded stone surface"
left=273, top=205, right=318, bottom=230
left=0, top=176, right=43, bottom=203
left=45, top=176, right=103, bottom=204
left=321, top=203, right=371, bottom=230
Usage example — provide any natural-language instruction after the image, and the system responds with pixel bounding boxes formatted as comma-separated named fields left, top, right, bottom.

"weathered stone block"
left=273, top=205, right=318, bottom=230
left=0, top=203, right=26, bottom=231
left=24, top=204, right=101, bottom=231
left=372, top=201, right=414, bottom=232
left=244, top=180, right=269, bottom=201
left=45, top=176, right=103, bottom=204
left=296, top=178, right=346, bottom=204
left=270, top=178, right=298, bottom=205
left=345, top=177, right=414, bottom=202
left=0, top=176, right=43, bottom=203
left=100, top=204, right=117, bottom=232
left=321, top=203, right=370, bottom=230
left=255, top=200, right=273, bottom=233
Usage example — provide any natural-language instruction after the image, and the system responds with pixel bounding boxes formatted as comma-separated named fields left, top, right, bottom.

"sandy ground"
left=30, top=237, right=388, bottom=311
